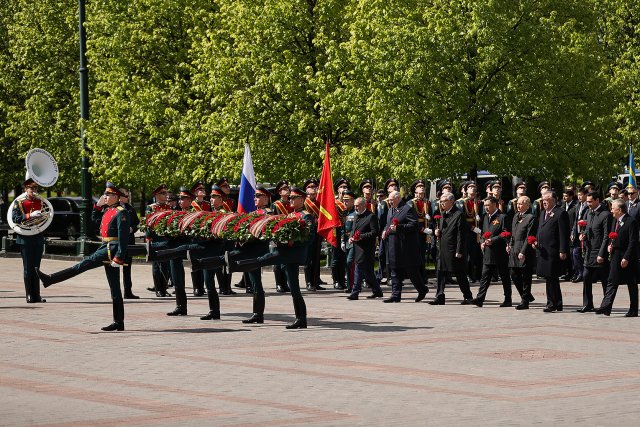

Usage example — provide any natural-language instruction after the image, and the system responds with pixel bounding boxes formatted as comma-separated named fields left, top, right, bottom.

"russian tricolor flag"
left=237, top=143, right=256, bottom=213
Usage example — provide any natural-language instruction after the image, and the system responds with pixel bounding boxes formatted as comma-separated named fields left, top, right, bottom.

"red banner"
left=317, top=143, right=340, bottom=247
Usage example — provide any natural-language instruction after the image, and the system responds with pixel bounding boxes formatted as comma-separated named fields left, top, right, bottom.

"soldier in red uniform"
left=37, top=183, right=130, bottom=331
left=191, top=181, right=211, bottom=212
left=303, top=178, right=324, bottom=291
left=145, top=184, right=172, bottom=297
left=271, top=180, right=292, bottom=293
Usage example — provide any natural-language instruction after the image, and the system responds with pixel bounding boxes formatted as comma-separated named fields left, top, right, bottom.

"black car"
left=44, top=197, right=98, bottom=240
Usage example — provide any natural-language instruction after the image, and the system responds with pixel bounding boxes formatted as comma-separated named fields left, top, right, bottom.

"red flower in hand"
left=500, top=231, right=512, bottom=239
left=392, top=218, right=399, bottom=226
left=578, top=220, right=588, bottom=228
left=483, top=231, right=492, bottom=240
left=353, top=230, right=361, bottom=241
left=433, top=215, right=442, bottom=220
left=527, top=236, right=537, bottom=245
left=608, top=232, right=618, bottom=240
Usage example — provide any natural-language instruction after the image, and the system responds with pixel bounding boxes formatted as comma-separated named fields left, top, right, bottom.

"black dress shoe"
left=414, top=291, right=427, bottom=303
left=101, top=322, right=124, bottom=331
left=383, top=297, right=401, bottom=303
left=242, top=313, right=264, bottom=323
left=515, top=302, right=529, bottom=310
left=234, top=282, right=246, bottom=289
left=155, top=290, right=170, bottom=297
left=276, top=284, right=289, bottom=293
left=624, top=310, right=638, bottom=317
left=543, top=306, right=556, bottom=313
left=499, top=300, right=513, bottom=308
left=556, top=305, right=563, bottom=312
left=366, top=292, right=383, bottom=299
left=344, top=288, right=351, bottom=293
left=315, top=284, right=325, bottom=291
left=346, top=294, right=359, bottom=300
left=571, top=277, right=583, bottom=283
left=461, top=298, right=474, bottom=305
left=167, top=306, right=187, bottom=316
left=193, top=289, right=205, bottom=297
left=26, top=296, right=46, bottom=303
left=471, top=298, right=483, bottom=307
left=200, top=310, right=220, bottom=320
left=306, top=283, right=316, bottom=292
left=576, top=306, right=594, bottom=313
left=428, top=299, right=445, bottom=305
left=286, top=318, right=307, bottom=329
left=124, top=292, right=140, bottom=299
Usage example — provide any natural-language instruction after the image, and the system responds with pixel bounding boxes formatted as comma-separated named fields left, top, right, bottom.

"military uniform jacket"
left=377, top=199, right=389, bottom=234
left=385, top=202, right=421, bottom=269
left=342, top=208, right=357, bottom=250
left=481, top=211, right=509, bottom=266
left=271, top=199, right=293, bottom=215
left=352, top=210, right=379, bottom=265
left=435, top=206, right=468, bottom=273
left=536, top=206, right=570, bottom=278
left=144, top=202, right=172, bottom=241
left=509, top=212, right=537, bottom=269
left=583, top=203, right=611, bottom=268
left=11, top=196, right=45, bottom=245
left=122, top=202, right=140, bottom=245
left=609, top=214, right=638, bottom=286
left=94, top=204, right=130, bottom=263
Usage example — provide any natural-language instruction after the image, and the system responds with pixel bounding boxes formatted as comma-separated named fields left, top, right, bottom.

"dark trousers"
left=352, top=261, right=382, bottom=295
left=331, top=245, right=346, bottom=286
left=435, top=268, right=472, bottom=301
left=376, top=239, right=387, bottom=280
left=545, top=276, right=563, bottom=309
left=19, top=238, right=44, bottom=300
left=475, top=263, right=513, bottom=303
left=600, top=281, right=638, bottom=312
left=582, top=265, right=609, bottom=308
left=346, top=248, right=355, bottom=290
left=572, top=246, right=584, bottom=279
left=510, top=266, right=533, bottom=303
left=466, top=238, right=482, bottom=281
left=257, top=252, right=306, bottom=319
left=151, top=261, right=170, bottom=292
left=389, top=266, right=426, bottom=300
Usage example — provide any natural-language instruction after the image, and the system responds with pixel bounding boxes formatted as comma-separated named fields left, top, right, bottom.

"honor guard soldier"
left=508, top=181, right=529, bottom=218
left=118, top=187, right=140, bottom=299
left=533, top=181, right=551, bottom=217
left=331, top=178, right=351, bottom=290
left=145, top=184, right=172, bottom=297
left=604, top=182, right=621, bottom=209
left=37, top=183, right=130, bottom=331
left=303, top=178, right=324, bottom=291
left=12, top=178, right=46, bottom=303
left=215, top=177, right=235, bottom=212
left=191, top=180, right=211, bottom=212
left=271, top=180, right=292, bottom=293
left=359, top=178, right=377, bottom=213
left=489, top=181, right=506, bottom=213
left=407, top=179, right=432, bottom=285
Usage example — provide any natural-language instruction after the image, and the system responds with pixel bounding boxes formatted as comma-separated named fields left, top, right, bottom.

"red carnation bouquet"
left=393, top=218, right=399, bottom=226
left=577, top=220, right=588, bottom=228
left=500, top=231, right=512, bottom=239
left=527, top=236, right=537, bottom=245
left=483, top=231, right=492, bottom=240
left=352, top=230, right=361, bottom=241
left=270, top=216, right=309, bottom=244
left=433, top=215, right=442, bottom=220
left=608, top=232, right=618, bottom=240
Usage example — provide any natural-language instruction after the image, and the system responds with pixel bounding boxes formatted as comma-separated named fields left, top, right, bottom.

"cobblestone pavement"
left=1, top=257, right=639, bottom=426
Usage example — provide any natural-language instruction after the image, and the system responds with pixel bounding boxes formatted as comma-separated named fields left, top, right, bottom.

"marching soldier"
left=215, top=177, right=237, bottom=294
left=145, top=184, right=172, bottom=297
left=271, top=180, right=292, bottom=293
left=12, top=178, right=46, bottom=303
left=36, top=183, right=130, bottom=331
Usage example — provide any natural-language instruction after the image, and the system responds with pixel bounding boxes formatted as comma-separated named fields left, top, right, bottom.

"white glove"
left=425, top=214, right=431, bottom=221
left=423, top=228, right=433, bottom=235
left=341, top=242, right=346, bottom=252
left=110, top=261, right=121, bottom=268
left=30, top=210, right=42, bottom=218
left=475, top=215, right=481, bottom=222
left=472, top=227, right=481, bottom=234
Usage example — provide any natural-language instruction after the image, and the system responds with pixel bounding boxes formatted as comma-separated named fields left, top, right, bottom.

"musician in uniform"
left=145, top=184, right=172, bottom=297
left=271, top=180, right=292, bottom=293
left=118, top=187, right=140, bottom=299
left=36, top=183, right=130, bottom=331
left=12, top=178, right=47, bottom=303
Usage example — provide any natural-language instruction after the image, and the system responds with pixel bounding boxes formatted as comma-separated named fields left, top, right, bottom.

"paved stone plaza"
left=1, top=256, right=639, bottom=426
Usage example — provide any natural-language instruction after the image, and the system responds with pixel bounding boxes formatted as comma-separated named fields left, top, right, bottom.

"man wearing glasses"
left=37, top=183, right=130, bottom=331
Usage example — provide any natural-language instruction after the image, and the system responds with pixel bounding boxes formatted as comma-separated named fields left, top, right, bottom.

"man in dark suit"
left=347, top=197, right=383, bottom=300
left=577, top=192, right=611, bottom=312
left=429, top=193, right=474, bottom=305
left=508, top=196, right=537, bottom=310
left=381, top=190, right=428, bottom=303
left=536, top=190, right=570, bottom=312
left=569, top=187, right=589, bottom=282
left=472, top=197, right=513, bottom=307
left=561, top=188, right=578, bottom=281
left=596, top=199, right=639, bottom=316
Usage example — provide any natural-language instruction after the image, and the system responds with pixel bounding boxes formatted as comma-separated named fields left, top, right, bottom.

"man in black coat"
left=381, top=191, right=428, bottom=303
left=536, top=190, right=570, bottom=312
left=347, top=197, right=383, bottom=300
left=508, top=196, right=537, bottom=310
left=596, top=199, right=639, bottom=316
left=577, top=192, right=611, bottom=312
left=429, top=193, right=474, bottom=305
left=472, top=197, right=514, bottom=307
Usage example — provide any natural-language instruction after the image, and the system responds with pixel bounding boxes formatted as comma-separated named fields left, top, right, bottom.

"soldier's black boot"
left=36, top=267, right=76, bottom=288
left=243, top=292, right=265, bottom=324
left=235, top=276, right=246, bottom=289
left=168, top=288, right=188, bottom=316
left=102, top=298, right=125, bottom=331
left=200, top=284, right=220, bottom=320
left=286, top=296, right=307, bottom=329
left=274, top=267, right=289, bottom=293
left=25, top=276, right=45, bottom=303
left=123, top=266, right=139, bottom=299
left=191, top=271, right=206, bottom=296
left=304, top=266, right=315, bottom=291
left=152, top=270, right=170, bottom=297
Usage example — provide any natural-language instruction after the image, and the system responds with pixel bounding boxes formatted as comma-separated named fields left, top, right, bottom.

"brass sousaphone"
left=6, top=148, right=59, bottom=235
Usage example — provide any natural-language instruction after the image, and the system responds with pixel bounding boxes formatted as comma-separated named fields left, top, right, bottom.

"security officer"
left=145, top=184, right=172, bottom=297
left=36, top=182, right=130, bottom=331
left=12, top=178, right=46, bottom=303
